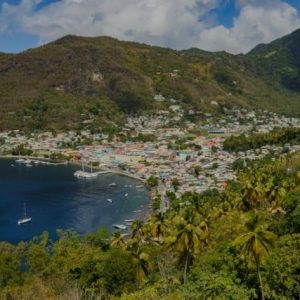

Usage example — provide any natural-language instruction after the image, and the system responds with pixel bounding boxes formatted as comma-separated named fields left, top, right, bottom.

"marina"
left=0, top=159, right=150, bottom=243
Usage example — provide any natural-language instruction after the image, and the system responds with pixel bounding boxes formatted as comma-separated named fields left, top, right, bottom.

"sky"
left=0, top=0, right=299, bottom=54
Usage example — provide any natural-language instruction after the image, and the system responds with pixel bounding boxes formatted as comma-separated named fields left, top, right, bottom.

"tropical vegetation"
left=223, top=127, right=300, bottom=152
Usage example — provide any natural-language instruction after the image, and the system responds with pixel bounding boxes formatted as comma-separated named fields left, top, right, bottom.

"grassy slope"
left=0, top=30, right=299, bottom=131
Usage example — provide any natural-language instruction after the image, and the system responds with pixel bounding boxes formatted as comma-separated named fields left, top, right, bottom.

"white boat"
left=133, top=209, right=142, bottom=213
left=113, top=224, right=127, bottom=230
left=74, top=160, right=98, bottom=179
left=15, top=153, right=25, bottom=163
left=17, top=203, right=32, bottom=225
left=25, top=163, right=33, bottom=167
left=124, top=219, right=134, bottom=222
left=109, top=182, right=117, bottom=187
left=124, top=193, right=129, bottom=197
left=74, top=170, right=98, bottom=178
left=107, top=198, right=113, bottom=203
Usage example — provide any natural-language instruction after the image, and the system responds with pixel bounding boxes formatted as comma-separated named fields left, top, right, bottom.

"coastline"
left=0, top=155, right=154, bottom=223
left=0, top=154, right=68, bottom=165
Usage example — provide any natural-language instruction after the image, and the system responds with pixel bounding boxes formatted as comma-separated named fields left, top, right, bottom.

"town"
left=1, top=107, right=300, bottom=213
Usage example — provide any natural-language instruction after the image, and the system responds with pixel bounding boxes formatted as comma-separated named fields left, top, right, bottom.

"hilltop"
left=0, top=29, right=299, bottom=131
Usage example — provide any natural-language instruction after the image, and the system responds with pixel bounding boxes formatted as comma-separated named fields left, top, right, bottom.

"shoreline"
left=0, top=155, right=154, bottom=223
left=0, top=154, right=68, bottom=165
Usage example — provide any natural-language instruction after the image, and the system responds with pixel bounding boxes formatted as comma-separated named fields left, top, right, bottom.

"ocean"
left=0, top=159, right=150, bottom=243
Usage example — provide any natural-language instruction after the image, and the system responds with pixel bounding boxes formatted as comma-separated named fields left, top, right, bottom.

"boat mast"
left=23, top=202, right=27, bottom=218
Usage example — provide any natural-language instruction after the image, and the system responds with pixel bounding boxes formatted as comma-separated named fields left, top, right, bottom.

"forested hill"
left=0, top=29, right=299, bottom=131
left=247, top=28, right=300, bottom=92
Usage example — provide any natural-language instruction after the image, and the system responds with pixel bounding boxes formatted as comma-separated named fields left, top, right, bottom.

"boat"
left=113, top=224, right=127, bottom=230
left=74, top=170, right=98, bottom=178
left=11, top=164, right=15, bottom=167
left=17, top=203, right=32, bottom=225
left=136, top=185, right=144, bottom=188
left=133, top=209, right=142, bottom=213
left=15, top=153, right=25, bottom=163
left=74, top=160, right=98, bottom=179
left=124, top=219, right=134, bottom=222
left=109, top=182, right=117, bottom=187
left=107, top=198, right=113, bottom=203
left=124, top=193, right=129, bottom=197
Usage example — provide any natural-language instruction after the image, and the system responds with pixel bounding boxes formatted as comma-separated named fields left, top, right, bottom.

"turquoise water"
left=0, top=159, right=150, bottom=243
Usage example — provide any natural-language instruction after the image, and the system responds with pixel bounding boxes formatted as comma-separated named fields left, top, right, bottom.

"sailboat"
left=17, top=203, right=32, bottom=225
left=15, top=152, right=25, bottom=163
left=74, top=160, right=98, bottom=178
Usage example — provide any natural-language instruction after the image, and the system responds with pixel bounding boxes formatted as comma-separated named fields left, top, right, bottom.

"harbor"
left=0, top=159, right=150, bottom=243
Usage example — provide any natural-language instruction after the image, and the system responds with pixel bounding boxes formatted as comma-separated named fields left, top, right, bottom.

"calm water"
left=0, top=159, right=150, bottom=243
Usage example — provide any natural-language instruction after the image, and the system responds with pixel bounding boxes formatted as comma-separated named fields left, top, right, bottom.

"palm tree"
left=169, top=209, right=208, bottom=284
left=128, top=240, right=150, bottom=285
left=110, top=232, right=126, bottom=249
left=148, top=213, right=165, bottom=242
left=242, top=176, right=269, bottom=209
left=233, top=213, right=276, bottom=300
left=131, top=220, right=146, bottom=241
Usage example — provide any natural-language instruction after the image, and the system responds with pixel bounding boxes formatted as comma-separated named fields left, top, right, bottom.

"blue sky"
left=0, top=0, right=300, bottom=54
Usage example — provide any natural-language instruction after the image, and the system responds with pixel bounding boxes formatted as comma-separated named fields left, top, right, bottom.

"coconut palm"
left=110, top=232, right=126, bottom=249
left=168, top=209, right=209, bottom=284
left=148, top=213, right=165, bottom=242
left=233, top=213, right=276, bottom=300
left=131, top=220, right=145, bottom=240
left=128, top=240, right=150, bottom=285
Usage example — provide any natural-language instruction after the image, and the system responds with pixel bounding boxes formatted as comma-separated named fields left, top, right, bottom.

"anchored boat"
left=17, top=203, right=32, bottom=225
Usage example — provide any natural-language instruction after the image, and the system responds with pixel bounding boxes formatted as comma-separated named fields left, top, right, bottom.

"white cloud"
left=0, top=0, right=300, bottom=53
left=197, top=0, right=300, bottom=53
left=0, top=0, right=220, bottom=48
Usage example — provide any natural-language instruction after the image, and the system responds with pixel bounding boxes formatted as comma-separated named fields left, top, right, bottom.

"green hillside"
left=247, top=28, right=300, bottom=92
left=0, top=30, right=299, bottom=131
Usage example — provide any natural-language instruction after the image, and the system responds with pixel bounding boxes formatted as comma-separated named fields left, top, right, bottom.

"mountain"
left=247, top=28, right=300, bottom=92
left=0, top=30, right=299, bottom=131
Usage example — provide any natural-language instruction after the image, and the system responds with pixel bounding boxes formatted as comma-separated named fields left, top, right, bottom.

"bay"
left=0, top=159, right=150, bottom=243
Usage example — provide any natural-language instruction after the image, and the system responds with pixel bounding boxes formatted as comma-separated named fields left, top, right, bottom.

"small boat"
left=109, top=182, right=117, bottom=187
left=136, top=185, right=144, bottom=188
left=17, top=203, right=32, bottom=225
left=124, top=219, right=134, bottom=222
left=133, top=209, right=142, bottom=213
left=25, top=163, right=33, bottom=167
left=113, top=224, right=127, bottom=230
left=11, top=164, right=15, bottom=167
left=124, top=193, right=129, bottom=197
left=107, top=198, right=113, bottom=203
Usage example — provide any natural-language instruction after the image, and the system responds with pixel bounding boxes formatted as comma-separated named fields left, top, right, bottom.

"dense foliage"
left=0, top=152, right=300, bottom=299
left=223, top=127, right=300, bottom=152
